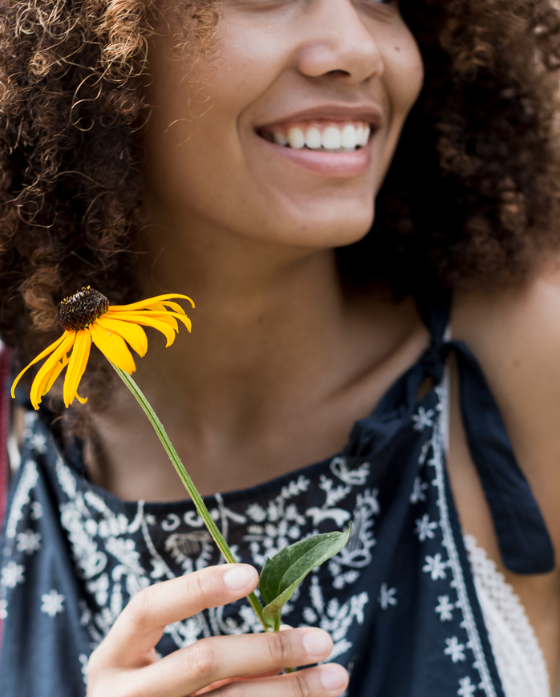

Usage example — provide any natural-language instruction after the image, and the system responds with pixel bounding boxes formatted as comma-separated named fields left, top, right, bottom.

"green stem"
left=111, top=363, right=267, bottom=631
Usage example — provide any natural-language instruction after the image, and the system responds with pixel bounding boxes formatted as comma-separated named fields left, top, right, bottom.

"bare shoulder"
left=452, top=260, right=560, bottom=407
left=451, top=258, right=560, bottom=545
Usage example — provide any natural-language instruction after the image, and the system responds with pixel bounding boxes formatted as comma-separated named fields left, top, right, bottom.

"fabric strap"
left=447, top=340, right=555, bottom=574
left=418, top=299, right=555, bottom=575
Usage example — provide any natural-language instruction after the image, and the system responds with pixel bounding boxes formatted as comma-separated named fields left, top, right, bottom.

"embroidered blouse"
left=0, top=302, right=554, bottom=697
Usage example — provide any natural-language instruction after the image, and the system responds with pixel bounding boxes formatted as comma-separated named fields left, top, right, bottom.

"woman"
left=1, top=0, right=560, bottom=695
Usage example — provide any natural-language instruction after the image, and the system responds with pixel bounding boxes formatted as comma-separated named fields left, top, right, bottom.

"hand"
left=87, top=564, right=349, bottom=697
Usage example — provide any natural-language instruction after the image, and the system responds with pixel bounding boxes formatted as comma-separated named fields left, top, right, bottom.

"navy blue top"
left=0, top=301, right=554, bottom=697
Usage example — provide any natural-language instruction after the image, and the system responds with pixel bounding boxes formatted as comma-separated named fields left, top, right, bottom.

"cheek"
left=385, top=34, right=424, bottom=118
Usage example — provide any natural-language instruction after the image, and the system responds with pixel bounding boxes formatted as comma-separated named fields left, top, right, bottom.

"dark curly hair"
left=1, top=0, right=560, bottom=372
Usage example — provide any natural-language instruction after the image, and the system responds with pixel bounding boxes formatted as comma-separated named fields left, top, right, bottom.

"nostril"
left=325, top=69, right=351, bottom=78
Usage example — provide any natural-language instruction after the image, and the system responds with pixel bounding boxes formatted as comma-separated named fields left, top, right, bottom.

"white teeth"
left=305, top=127, right=322, bottom=150
left=273, top=131, right=288, bottom=146
left=287, top=127, right=305, bottom=149
left=322, top=126, right=342, bottom=150
left=341, top=124, right=358, bottom=149
left=272, top=123, right=372, bottom=150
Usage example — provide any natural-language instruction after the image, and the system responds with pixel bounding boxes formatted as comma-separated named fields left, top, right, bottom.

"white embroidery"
left=378, top=583, right=397, bottom=609
left=52, top=453, right=374, bottom=656
left=78, top=654, right=89, bottom=686
left=41, top=589, right=65, bottom=617
left=415, top=514, right=438, bottom=541
left=0, top=377, right=503, bottom=697
left=435, top=595, right=455, bottom=622
left=1, top=561, right=24, bottom=588
left=30, top=501, right=43, bottom=520
left=445, top=636, right=467, bottom=663
left=458, top=676, right=478, bottom=696
left=330, top=458, right=370, bottom=486
left=5, top=460, right=38, bottom=539
left=412, top=407, right=435, bottom=431
left=423, top=553, right=448, bottom=580
left=410, top=476, right=428, bottom=503
left=15, top=529, right=41, bottom=554
left=432, top=383, right=498, bottom=697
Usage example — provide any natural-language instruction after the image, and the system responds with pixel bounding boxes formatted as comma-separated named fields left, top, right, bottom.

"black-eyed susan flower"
left=11, top=286, right=194, bottom=409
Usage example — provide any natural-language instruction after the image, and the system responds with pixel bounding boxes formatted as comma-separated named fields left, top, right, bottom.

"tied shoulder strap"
left=445, top=340, right=555, bottom=575
left=420, top=297, right=555, bottom=575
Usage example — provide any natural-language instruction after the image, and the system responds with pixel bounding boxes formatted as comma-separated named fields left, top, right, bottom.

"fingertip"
left=303, top=629, right=333, bottom=657
left=223, top=564, right=258, bottom=591
left=319, top=664, right=349, bottom=693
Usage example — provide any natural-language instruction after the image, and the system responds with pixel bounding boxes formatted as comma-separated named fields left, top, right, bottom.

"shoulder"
left=451, top=258, right=560, bottom=545
left=452, top=259, right=560, bottom=401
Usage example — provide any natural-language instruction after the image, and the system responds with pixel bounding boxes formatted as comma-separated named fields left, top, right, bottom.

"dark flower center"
left=58, top=286, right=109, bottom=331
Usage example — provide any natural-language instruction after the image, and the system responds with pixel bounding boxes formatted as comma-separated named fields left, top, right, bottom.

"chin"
left=280, top=207, right=375, bottom=250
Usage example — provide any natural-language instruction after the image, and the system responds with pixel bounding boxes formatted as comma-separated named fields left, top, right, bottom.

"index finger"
left=96, top=564, right=258, bottom=668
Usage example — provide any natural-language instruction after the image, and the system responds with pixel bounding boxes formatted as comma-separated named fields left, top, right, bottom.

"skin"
left=85, top=0, right=560, bottom=694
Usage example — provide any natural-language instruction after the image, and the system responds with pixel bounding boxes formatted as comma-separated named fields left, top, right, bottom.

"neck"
left=86, top=213, right=428, bottom=500
left=135, top=213, right=357, bottom=429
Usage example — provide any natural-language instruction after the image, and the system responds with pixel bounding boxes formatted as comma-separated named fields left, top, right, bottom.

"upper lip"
left=256, top=104, right=384, bottom=131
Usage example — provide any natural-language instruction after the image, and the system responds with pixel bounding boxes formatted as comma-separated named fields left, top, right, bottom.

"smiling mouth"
left=258, top=120, right=371, bottom=152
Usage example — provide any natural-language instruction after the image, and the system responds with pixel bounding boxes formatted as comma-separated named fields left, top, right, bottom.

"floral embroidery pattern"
left=0, top=383, right=504, bottom=697
left=408, top=386, right=500, bottom=697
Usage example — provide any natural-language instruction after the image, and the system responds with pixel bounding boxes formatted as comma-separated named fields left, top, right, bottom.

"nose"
left=295, top=0, right=384, bottom=84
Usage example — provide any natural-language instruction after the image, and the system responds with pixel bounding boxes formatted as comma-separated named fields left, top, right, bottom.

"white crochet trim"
left=465, top=534, right=550, bottom=697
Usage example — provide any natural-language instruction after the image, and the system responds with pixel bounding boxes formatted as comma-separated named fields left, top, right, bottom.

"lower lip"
left=259, top=136, right=372, bottom=177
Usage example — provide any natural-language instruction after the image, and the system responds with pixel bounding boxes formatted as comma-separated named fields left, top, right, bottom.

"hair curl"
left=1, top=0, right=560, bottom=371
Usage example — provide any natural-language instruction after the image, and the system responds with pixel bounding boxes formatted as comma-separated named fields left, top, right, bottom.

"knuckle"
left=267, top=629, right=292, bottom=665
left=291, top=672, right=311, bottom=697
left=185, top=640, right=222, bottom=681
left=125, top=588, right=155, bottom=629
left=188, top=568, right=215, bottom=605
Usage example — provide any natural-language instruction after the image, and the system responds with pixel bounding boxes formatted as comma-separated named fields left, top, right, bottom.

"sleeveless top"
left=0, top=301, right=555, bottom=697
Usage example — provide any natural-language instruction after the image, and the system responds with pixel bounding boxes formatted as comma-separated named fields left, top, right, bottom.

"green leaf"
left=259, top=526, right=352, bottom=631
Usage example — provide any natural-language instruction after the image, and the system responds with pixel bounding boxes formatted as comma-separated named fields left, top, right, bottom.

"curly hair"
left=1, top=0, right=560, bottom=368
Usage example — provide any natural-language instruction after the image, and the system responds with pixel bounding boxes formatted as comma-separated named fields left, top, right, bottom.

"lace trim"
left=465, top=534, right=550, bottom=697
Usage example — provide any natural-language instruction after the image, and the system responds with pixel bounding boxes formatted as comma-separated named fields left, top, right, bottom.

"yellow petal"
left=95, top=316, right=148, bottom=357
left=157, top=301, right=187, bottom=315
left=11, top=332, right=69, bottom=398
left=29, top=333, right=75, bottom=409
left=112, top=309, right=191, bottom=333
left=41, top=354, right=70, bottom=397
left=104, top=312, right=178, bottom=347
left=106, top=310, right=178, bottom=331
left=75, top=392, right=88, bottom=404
left=90, top=321, right=136, bottom=374
left=147, top=310, right=192, bottom=331
left=63, top=329, right=92, bottom=407
left=108, top=293, right=195, bottom=312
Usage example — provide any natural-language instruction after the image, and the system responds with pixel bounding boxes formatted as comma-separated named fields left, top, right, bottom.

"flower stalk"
left=111, top=363, right=268, bottom=631
left=12, top=288, right=345, bottom=666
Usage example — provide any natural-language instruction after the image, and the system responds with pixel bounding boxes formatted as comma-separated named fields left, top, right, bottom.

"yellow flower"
left=11, top=287, right=194, bottom=410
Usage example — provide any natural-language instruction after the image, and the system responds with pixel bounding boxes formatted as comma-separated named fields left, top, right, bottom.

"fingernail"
left=223, top=565, right=256, bottom=590
left=303, top=629, right=332, bottom=656
left=319, top=665, right=348, bottom=692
